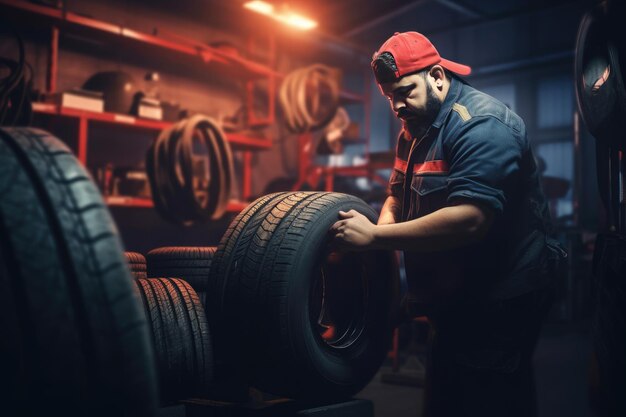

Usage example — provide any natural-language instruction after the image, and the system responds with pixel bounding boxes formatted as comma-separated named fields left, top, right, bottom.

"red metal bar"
left=246, top=79, right=255, bottom=125
left=105, top=196, right=154, bottom=208
left=31, top=103, right=272, bottom=150
left=152, top=28, right=229, bottom=64
left=266, top=35, right=276, bottom=125
left=225, top=133, right=272, bottom=150
left=46, top=26, right=59, bottom=93
left=33, top=103, right=171, bottom=130
left=64, top=12, right=122, bottom=35
left=105, top=196, right=249, bottom=213
left=242, top=151, right=252, bottom=200
left=325, top=171, right=334, bottom=191
left=77, top=116, right=87, bottom=165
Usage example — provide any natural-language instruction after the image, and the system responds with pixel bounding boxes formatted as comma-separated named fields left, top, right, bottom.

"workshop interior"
left=0, top=0, right=625, bottom=416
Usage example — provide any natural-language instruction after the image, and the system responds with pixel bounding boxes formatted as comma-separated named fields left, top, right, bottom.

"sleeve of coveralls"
left=444, top=116, right=524, bottom=215
left=387, top=169, right=404, bottom=199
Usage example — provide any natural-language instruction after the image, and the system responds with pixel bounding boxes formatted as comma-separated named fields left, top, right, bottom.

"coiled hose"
left=146, top=115, right=234, bottom=225
left=279, top=64, right=341, bottom=133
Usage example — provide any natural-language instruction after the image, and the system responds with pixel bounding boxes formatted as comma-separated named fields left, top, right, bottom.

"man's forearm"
left=374, top=203, right=493, bottom=252
left=378, top=195, right=402, bottom=225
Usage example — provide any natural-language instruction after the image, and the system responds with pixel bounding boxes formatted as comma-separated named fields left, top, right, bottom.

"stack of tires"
left=137, top=246, right=218, bottom=404
left=139, top=192, right=398, bottom=401
left=1, top=128, right=397, bottom=415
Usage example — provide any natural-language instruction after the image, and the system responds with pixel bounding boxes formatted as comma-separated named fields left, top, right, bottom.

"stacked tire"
left=134, top=278, right=213, bottom=405
left=207, top=191, right=397, bottom=400
left=146, top=246, right=217, bottom=307
left=125, top=251, right=147, bottom=279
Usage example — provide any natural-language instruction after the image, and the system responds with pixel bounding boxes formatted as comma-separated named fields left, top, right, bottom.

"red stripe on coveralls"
left=394, top=158, right=448, bottom=175
left=413, top=160, right=449, bottom=174
left=393, top=157, right=408, bottom=172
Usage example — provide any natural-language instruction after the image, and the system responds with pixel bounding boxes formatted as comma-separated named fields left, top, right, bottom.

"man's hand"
left=330, top=209, right=377, bottom=250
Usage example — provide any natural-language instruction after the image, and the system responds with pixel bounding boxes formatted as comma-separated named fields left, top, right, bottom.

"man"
left=331, top=32, right=564, bottom=417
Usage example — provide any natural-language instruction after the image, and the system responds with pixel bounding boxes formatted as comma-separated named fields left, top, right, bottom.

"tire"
left=0, top=128, right=157, bottom=416
left=146, top=247, right=217, bottom=292
left=208, top=191, right=396, bottom=400
left=135, top=278, right=212, bottom=405
left=206, top=192, right=290, bottom=392
left=125, top=251, right=147, bottom=280
left=207, top=192, right=290, bottom=319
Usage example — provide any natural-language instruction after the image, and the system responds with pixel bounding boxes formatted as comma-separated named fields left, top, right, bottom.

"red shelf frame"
left=32, top=103, right=267, bottom=210
left=0, top=0, right=278, bottom=80
left=32, top=103, right=272, bottom=151
left=104, top=196, right=250, bottom=213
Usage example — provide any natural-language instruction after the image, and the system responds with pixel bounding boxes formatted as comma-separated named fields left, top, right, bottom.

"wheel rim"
left=309, top=251, right=368, bottom=349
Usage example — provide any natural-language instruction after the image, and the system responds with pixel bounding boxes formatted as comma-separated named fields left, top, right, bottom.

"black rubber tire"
left=207, top=191, right=395, bottom=400
left=135, top=278, right=213, bottom=405
left=146, top=247, right=217, bottom=292
left=125, top=251, right=148, bottom=280
left=207, top=192, right=290, bottom=319
left=0, top=127, right=157, bottom=417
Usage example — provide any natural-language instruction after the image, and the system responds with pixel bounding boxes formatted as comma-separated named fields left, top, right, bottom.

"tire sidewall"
left=284, top=196, right=393, bottom=395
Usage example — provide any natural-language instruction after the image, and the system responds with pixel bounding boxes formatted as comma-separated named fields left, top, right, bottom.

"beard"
left=400, top=82, right=442, bottom=140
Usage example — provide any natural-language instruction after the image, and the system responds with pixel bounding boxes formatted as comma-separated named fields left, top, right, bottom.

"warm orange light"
left=278, top=12, right=317, bottom=30
left=243, top=1, right=318, bottom=30
left=243, top=0, right=274, bottom=15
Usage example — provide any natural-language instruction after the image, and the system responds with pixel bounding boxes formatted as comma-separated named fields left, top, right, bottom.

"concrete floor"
left=354, top=319, right=593, bottom=417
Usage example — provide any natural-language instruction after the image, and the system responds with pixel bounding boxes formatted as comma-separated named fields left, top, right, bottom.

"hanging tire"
left=135, top=278, right=213, bottom=405
left=207, top=191, right=396, bottom=400
left=0, top=127, right=157, bottom=417
left=574, top=1, right=626, bottom=144
left=146, top=246, right=217, bottom=292
left=125, top=251, right=148, bottom=279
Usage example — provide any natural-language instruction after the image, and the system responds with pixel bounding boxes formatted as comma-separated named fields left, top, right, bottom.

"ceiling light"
left=243, top=0, right=274, bottom=15
left=243, top=1, right=318, bottom=31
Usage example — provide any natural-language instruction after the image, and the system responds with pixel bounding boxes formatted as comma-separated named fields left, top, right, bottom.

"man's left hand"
left=330, top=209, right=377, bottom=250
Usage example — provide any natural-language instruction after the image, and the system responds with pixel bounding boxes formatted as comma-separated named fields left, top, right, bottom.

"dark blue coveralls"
left=388, top=76, right=565, bottom=417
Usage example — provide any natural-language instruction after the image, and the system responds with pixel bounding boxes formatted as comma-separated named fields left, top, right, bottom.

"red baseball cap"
left=372, top=31, right=471, bottom=82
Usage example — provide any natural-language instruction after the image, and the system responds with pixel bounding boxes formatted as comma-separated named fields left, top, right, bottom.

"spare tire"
left=0, top=128, right=157, bottom=416
left=135, top=278, right=213, bottom=405
left=207, top=191, right=396, bottom=400
left=125, top=251, right=147, bottom=279
left=574, top=2, right=626, bottom=144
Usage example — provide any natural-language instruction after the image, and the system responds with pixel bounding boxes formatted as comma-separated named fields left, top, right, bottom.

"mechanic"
left=330, top=31, right=565, bottom=417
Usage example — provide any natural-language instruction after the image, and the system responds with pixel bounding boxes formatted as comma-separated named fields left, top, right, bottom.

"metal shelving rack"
left=0, top=0, right=278, bottom=210
left=0, top=0, right=384, bottom=209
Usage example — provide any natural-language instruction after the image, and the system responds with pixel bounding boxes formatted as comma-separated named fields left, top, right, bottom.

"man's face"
left=380, top=71, right=442, bottom=140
